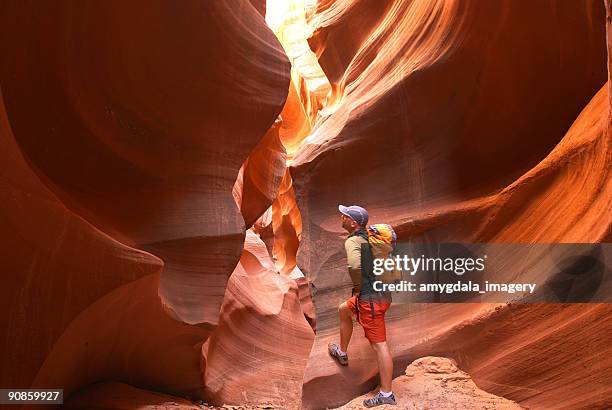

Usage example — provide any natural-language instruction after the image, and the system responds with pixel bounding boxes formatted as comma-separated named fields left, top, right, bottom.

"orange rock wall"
left=0, top=0, right=291, bottom=403
left=0, top=0, right=610, bottom=408
left=291, top=1, right=611, bottom=408
left=0, top=0, right=290, bottom=326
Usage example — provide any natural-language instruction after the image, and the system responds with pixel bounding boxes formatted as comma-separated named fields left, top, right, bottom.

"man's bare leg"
left=339, top=301, right=353, bottom=351
left=371, top=341, right=393, bottom=392
left=328, top=302, right=353, bottom=365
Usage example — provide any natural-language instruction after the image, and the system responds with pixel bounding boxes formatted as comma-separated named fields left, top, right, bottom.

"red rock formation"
left=271, top=170, right=303, bottom=275
left=289, top=1, right=610, bottom=409
left=1, top=0, right=610, bottom=408
left=0, top=0, right=290, bottom=326
left=0, top=91, right=162, bottom=393
left=292, top=0, right=607, bottom=217
left=608, top=1, right=612, bottom=89
left=420, top=303, right=612, bottom=409
left=31, top=273, right=210, bottom=401
left=233, top=120, right=287, bottom=229
left=0, top=0, right=293, bottom=405
left=607, top=0, right=612, bottom=184
left=294, top=275, right=317, bottom=331
left=202, top=231, right=314, bottom=407
left=302, top=303, right=494, bottom=409
left=337, top=357, right=522, bottom=409
left=307, top=0, right=393, bottom=86
left=65, top=382, right=203, bottom=410
left=249, top=0, right=267, bottom=17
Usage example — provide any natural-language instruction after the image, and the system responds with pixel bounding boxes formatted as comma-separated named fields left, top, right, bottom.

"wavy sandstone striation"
left=32, top=273, right=211, bottom=401
left=206, top=109, right=312, bottom=406
left=292, top=0, right=607, bottom=221
left=0, top=91, right=164, bottom=396
left=266, top=0, right=332, bottom=154
left=0, top=0, right=293, bottom=405
left=202, top=231, right=314, bottom=408
left=0, top=0, right=290, bottom=326
left=290, top=0, right=611, bottom=409
left=0, top=0, right=610, bottom=409
left=233, top=120, right=287, bottom=230
left=416, top=303, right=612, bottom=409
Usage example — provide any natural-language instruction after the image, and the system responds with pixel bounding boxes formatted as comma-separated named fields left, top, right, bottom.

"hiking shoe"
left=363, top=391, right=396, bottom=407
left=328, top=342, right=348, bottom=366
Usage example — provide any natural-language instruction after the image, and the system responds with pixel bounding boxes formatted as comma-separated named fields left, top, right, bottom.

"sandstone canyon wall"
left=0, top=0, right=610, bottom=409
left=0, top=0, right=290, bottom=327
left=0, top=0, right=294, bottom=404
left=291, top=0, right=611, bottom=408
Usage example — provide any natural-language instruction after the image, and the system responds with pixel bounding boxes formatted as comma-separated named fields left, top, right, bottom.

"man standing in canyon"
left=328, top=205, right=396, bottom=407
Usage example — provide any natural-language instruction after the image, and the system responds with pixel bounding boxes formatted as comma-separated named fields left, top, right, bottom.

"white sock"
left=338, top=347, right=347, bottom=356
left=379, top=390, right=393, bottom=397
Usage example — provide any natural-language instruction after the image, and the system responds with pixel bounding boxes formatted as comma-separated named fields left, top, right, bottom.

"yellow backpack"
left=367, top=224, right=402, bottom=284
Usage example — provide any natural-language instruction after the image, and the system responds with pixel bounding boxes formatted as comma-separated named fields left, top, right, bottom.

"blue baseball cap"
left=338, top=205, right=369, bottom=226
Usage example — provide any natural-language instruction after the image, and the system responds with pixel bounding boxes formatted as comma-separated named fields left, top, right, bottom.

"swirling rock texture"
left=0, top=0, right=290, bottom=327
left=233, top=119, right=287, bottom=230
left=0, top=0, right=611, bottom=410
left=0, top=90, right=162, bottom=400
left=0, top=0, right=293, bottom=407
left=202, top=231, right=314, bottom=407
left=292, top=0, right=612, bottom=409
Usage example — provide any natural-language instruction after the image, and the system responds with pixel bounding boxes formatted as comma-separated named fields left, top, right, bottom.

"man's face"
left=340, top=214, right=357, bottom=232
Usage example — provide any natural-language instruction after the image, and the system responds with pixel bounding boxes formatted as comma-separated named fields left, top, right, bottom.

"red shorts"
left=346, top=295, right=390, bottom=343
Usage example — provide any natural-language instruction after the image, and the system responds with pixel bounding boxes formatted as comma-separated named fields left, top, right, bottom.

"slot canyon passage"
left=0, top=0, right=611, bottom=409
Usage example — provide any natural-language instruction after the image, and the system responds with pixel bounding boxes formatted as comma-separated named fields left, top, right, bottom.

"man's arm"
left=345, top=236, right=363, bottom=294
left=345, top=236, right=362, bottom=271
